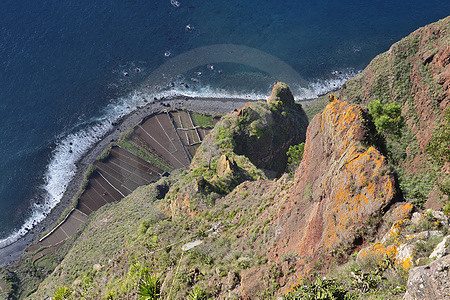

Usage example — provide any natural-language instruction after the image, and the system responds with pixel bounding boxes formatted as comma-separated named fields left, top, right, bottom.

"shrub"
left=188, top=286, right=208, bottom=300
left=443, top=201, right=450, bottom=216
left=368, top=100, right=404, bottom=135
left=426, top=108, right=450, bottom=165
left=138, top=273, right=161, bottom=300
left=287, top=142, right=305, bottom=172
left=53, top=286, right=72, bottom=300
left=283, top=278, right=356, bottom=300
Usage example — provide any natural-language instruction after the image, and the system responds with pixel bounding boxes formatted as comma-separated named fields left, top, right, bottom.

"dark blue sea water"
left=0, top=0, right=449, bottom=247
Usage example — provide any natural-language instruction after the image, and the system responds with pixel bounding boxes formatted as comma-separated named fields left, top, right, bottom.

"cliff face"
left=339, top=16, right=449, bottom=209
left=233, top=98, right=400, bottom=297
left=274, top=99, right=396, bottom=259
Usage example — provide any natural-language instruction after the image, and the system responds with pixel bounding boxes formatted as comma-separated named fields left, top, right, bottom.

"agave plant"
left=137, top=273, right=161, bottom=300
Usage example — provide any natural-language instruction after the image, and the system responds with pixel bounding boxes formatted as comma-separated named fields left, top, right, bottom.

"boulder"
left=403, top=255, right=450, bottom=300
left=395, top=243, right=415, bottom=269
left=430, top=235, right=450, bottom=259
left=217, top=154, right=238, bottom=177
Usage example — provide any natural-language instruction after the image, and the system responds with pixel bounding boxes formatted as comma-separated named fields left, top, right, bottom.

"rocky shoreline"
left=0, top=96, right=253, bottom=268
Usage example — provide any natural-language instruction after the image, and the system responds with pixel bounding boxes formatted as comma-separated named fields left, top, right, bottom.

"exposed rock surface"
left=430, top=235, right=450, bottom=259
left=403, top=255, right=450, bottom=300
left=339, top=16, right=450, bottom=208
left=270, top=99, right=397, bottom=288
left=168, top=83, right=308, bottom=218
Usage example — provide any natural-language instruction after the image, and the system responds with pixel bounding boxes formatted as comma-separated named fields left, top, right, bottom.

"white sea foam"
left=0, top=68, right=358, bottom=249
left=292, top=69, right=360, bottom=100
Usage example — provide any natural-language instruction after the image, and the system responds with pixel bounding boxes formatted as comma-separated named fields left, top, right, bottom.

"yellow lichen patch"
left=389, top=219, right=407, bottom=237
left=398, top=257, right=412, bottom=270
left=358, top=242, right=398, bottom=264
left=392, top=203, right=414, bottom=221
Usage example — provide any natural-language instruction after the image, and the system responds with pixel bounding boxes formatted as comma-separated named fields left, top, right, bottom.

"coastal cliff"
left=339, top=16, right=449, bottom=209
left=0, top=16, right=449, bottom=300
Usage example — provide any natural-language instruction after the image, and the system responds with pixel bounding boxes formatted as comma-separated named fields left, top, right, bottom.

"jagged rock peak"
left=217, top=154, right=238, bottom=177
left=267, top=82, right=295, bottom=106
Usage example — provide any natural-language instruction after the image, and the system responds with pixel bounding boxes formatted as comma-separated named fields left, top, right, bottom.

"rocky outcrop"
left=403, top=255, right=450, bottom=300
left=168, top=83, right=308, bottom=217
left=339, top=16, right=450, bottom=208
left=273, top=99, right=397, bottom=278
left=229, top=82, right=308, bottom=174
left=430, top=235, right=450, bottom=259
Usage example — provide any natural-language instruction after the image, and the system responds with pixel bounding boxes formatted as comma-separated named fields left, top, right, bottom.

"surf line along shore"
left=0, top=96, right=253, bottom=268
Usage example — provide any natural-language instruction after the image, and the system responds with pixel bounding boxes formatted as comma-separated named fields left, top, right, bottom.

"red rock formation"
left=272, top=99, right=397, bottom=283
left=339, top=16, right=449, bottom=208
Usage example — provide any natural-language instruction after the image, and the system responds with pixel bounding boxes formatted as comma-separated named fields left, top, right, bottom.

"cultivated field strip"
left=171, top=111, right=202, bottom=146
left=110, top=147, right=163, bottom=177
left=137, top=114, right=190, bottom=168
left=29, top=110, right=214, bottom=258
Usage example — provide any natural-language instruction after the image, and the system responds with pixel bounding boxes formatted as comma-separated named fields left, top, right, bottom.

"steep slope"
left=5, top=17, right=449, bottom=300
left=339, top=16, right=449, bottom=209
left=274, top=99, right=396, bottom=262
left=27, top=96, right=403, bottom=299
left=27, top=83, right=309, bottom=299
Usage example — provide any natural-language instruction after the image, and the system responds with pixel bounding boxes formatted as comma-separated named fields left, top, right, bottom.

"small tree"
left=287, top=142, right=305, bottom=172
left=368, top=100, right=404, bottom=135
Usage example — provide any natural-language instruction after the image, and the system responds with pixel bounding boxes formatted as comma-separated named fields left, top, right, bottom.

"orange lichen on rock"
left=358, top=242, right=398, bottom=261
left=390, top=203, right=414, bottom=222
left=273, top=98, right=397, bottom=278
left=399, top=257, right=412, bottom=270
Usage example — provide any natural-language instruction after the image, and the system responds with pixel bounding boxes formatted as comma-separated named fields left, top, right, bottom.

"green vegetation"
left=53, top=286, right=72, bottom=300
left=286, top=143, right=305, bottom=172
left=368, top=100, right=404, bottom=136
left=426, top=108, right=450, bottom=166
left=138, top=272, right=161, bottom=300
left=283, top=278, right=356, bottom=300
left=302, top=95, right=329, bottom=121
left=190, top=112, right=215, bottom=128
left=119, top=139, right=171, bottom=172
left=188, top=286, right=208, bottom=300
left=97, top=144, right=112, bottom=162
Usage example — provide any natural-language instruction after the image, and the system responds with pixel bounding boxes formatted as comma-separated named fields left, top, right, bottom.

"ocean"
left=0, top=0, right=449, bottom=248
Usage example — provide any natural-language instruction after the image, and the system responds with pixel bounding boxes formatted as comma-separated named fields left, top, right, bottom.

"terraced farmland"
left=28, top=110, right=215, bottom=260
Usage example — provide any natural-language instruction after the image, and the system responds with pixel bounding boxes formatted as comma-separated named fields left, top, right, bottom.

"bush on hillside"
left=287, top=142, right=305, bottom=173
left=283, top=278, right=356, bottom=300
left=368, top=100, right=404, bottom=136
left=426, top=108, right=450, bottom=166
